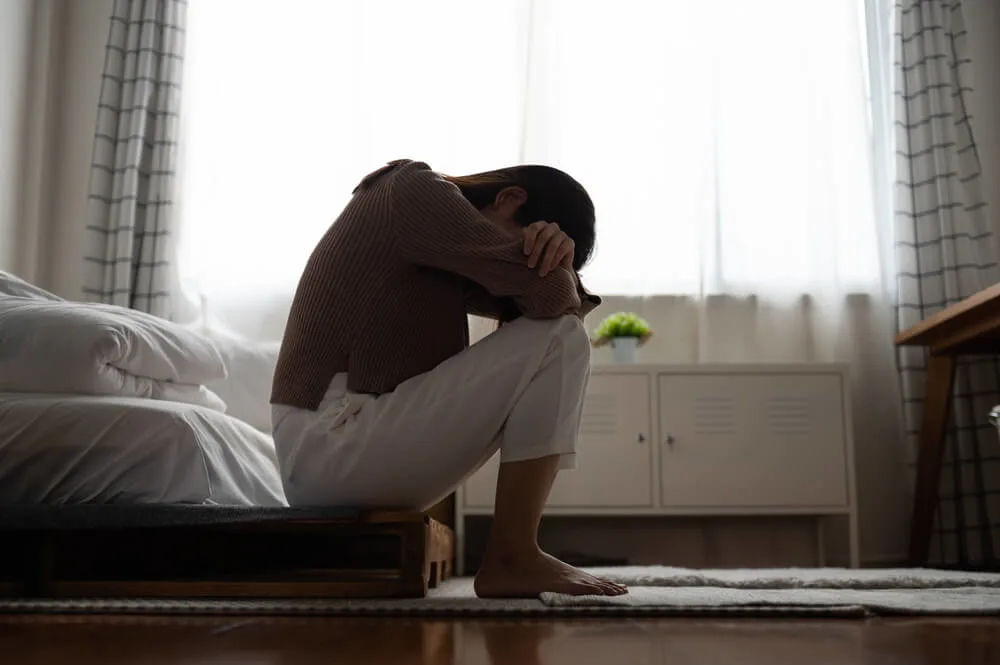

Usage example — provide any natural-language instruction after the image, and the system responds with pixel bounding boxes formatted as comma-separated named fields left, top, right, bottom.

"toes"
left=585, top=577, right=623, bottom=596
left=600, top=581, right=628, bottom=596
left=592, top=576, right=628, bottom=595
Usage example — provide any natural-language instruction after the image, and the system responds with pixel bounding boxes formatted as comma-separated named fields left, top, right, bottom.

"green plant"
left=593, top=312, right=651, bottom=340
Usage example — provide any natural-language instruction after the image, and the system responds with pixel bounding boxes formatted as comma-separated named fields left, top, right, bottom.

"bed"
left=0, top=393, right=286, bottom=506
left=0, top=391, right=454, bottom=599
left=0, top=271, right=454, bottom=599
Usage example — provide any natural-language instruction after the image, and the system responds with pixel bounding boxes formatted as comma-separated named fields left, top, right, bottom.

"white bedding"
left=0, top=393, right=287, bottom=506
left=191, top=325, right=282, bottom=432
left=0, top=294, right=227, bottom=410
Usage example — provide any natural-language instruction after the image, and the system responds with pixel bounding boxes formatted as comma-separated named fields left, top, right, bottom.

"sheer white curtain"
left=179, top=0, right=886, bottom=323
left=178, top=0, right=911, bottom=560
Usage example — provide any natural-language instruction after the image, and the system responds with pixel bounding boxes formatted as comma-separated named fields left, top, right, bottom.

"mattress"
left=0, top=393, right=287, bottom=506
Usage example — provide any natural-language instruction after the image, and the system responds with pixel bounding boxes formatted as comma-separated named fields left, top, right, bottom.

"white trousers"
left=271, top=315, right=591, bottom=509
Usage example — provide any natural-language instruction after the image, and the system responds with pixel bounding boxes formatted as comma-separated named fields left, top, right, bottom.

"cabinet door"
left=463, top=373, right=654, bottom=509
left=547, top=373, right=654, bottom=507
left=658, top=373, right=849, bottom=509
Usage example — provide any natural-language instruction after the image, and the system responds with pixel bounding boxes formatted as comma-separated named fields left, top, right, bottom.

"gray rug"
left=2, top=567, right=999, bottom=618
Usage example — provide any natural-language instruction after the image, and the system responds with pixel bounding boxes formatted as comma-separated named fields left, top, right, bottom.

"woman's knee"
left=549, top=315, right=591, bottom=361
left=501, top=314, right=591, bottom=361
left=554, top=313, right=587, bottom=338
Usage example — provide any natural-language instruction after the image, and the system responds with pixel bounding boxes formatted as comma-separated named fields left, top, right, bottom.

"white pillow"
left=0, top=297, right=228, bottom=410
left=0, top=272, right=228, bottom=412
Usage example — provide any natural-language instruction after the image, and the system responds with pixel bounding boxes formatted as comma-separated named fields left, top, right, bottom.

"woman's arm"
left=465, top=277, right=601, bottom=323
left=391, top=161, right=583, bottom=320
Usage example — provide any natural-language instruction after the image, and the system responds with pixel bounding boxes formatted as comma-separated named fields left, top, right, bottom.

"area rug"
left=541, top=567, right=1000, bottom=616
left=2, top=567, right=999, bottom=618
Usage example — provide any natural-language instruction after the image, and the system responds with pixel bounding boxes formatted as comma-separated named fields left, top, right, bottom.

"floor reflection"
left=1, top=614, right=998, bottom=665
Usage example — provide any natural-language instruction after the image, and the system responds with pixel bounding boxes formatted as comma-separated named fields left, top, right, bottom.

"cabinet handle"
left=664, top=434, right=675, bottom=445
left=637, top=433, right=646, bottom=443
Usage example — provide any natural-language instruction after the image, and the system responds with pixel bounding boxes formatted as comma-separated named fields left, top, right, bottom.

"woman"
left=271, top=159, right=627, bottom=598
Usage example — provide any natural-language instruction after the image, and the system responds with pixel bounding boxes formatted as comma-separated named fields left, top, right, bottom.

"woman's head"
left=445, top=166, right=596, bottom=271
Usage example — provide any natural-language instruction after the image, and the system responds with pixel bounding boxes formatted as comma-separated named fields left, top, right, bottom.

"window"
left=179, top=0, right=883, bottom=310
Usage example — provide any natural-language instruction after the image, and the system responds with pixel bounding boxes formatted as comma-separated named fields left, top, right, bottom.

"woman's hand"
left=522, top=221, right=575, bottom=277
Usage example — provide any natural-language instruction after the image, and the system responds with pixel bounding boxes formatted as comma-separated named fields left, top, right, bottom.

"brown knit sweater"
left=271, top=159, right=601, bottom=410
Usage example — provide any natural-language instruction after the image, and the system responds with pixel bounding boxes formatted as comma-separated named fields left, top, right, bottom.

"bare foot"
left=474, top=549, right=629, bottom=598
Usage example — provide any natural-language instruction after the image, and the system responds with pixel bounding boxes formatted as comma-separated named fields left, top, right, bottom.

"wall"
left=0, top=0, right=107, bottom=293
left=0, top=0, right=34, bottom=273
left=42, top=0, right=111, bottom=297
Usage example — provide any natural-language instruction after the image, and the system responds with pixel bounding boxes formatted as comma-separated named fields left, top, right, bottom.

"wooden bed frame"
left=1, top=509, right=455, bottom=599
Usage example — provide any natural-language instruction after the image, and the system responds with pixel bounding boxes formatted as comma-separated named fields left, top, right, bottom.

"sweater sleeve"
left=466, top=277, right=602, bottom=321
left=391, top=161, right=583, bottom=319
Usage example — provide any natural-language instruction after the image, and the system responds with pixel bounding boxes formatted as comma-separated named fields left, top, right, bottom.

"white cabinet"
left=463, top=373, right=654, bottom=509
left=658, top=372, right=850, bottom=509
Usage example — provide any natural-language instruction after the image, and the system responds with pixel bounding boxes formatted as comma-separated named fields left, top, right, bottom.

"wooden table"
left=895, top=282, right=1000, bottom=565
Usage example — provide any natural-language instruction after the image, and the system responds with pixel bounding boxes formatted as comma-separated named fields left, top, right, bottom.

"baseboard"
left=859, top=553, right=1000, bottom=572
left=859, top=553, right=907, bottom=568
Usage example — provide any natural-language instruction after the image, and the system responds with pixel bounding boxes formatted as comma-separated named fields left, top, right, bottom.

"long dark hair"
left=445, top=166, right=596, bottom=271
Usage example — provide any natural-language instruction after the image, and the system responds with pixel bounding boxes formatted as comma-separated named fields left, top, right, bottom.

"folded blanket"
left=0, top=295, right=227, bottom=411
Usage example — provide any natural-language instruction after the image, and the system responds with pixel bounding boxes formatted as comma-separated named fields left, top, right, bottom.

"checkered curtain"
left=83, top=0, right=187, bottom=317
left=894, top=0, right=1000, bottom=566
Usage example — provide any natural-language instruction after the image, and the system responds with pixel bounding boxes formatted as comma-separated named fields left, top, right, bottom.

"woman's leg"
left=272, top=314, right=627, bottom=596
left=474, top=454, right=627, bottom=597
left=473, top=319, right=626, bottom=597
left=277, top=315, right=588, bottom=508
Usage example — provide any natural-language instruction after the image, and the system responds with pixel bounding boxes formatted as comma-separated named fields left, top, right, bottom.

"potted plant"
left=591, top=312, right=652, bottom=363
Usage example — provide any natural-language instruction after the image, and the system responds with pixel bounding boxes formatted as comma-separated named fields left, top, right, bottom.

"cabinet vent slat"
left=767, top=396, right=813, bottom=434
left=581, top=393, right=617, bottom=436
left=693, top=396, right=737, bottom=434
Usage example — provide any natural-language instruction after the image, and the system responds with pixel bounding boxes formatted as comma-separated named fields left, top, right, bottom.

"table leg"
left=907, top=353, right=956, bottom=565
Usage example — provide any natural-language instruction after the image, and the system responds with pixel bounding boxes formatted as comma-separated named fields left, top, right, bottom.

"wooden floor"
left=2, top=615, right=999, bottom=664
